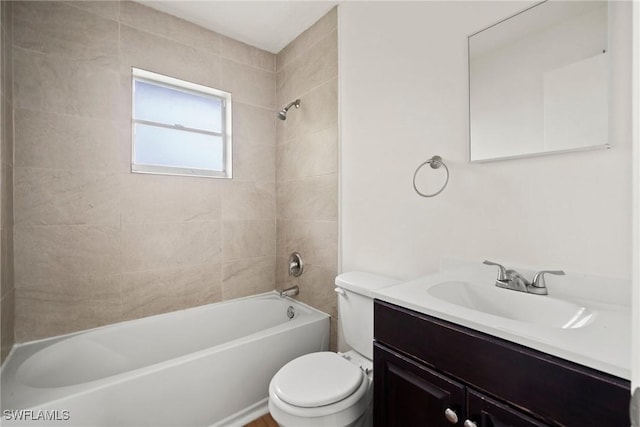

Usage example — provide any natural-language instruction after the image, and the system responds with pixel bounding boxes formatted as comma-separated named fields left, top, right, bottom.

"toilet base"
left=268, top=384, right=372, bottom=427
left=269, top=405, right=370, bottom=427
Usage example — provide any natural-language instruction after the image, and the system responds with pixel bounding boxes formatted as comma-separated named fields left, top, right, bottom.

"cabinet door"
left=374, top=343, right=466, bottom=427
left=466, top=390, right=550, bottom=427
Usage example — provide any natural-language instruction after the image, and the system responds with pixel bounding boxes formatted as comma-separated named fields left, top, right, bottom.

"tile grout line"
left=276, top=27, right=338, bottom=73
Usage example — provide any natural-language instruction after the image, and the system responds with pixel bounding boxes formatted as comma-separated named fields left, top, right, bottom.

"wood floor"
left=243, top=413, right=278, bottom=427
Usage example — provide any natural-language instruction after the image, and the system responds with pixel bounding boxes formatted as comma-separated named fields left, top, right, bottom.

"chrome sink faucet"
left=482, top=260, right=565, bottom=295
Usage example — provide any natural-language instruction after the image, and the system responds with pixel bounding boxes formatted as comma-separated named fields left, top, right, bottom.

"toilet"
left=268, top=272, right=399, bottom=427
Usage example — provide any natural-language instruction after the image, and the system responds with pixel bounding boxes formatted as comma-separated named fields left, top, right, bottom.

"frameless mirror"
left=468, top=1, right=609, bottom=162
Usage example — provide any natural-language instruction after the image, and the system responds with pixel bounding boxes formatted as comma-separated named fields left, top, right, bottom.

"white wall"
left=339, top=2, right=633, bottom=283
left=632, top=0, right=640, bottom=397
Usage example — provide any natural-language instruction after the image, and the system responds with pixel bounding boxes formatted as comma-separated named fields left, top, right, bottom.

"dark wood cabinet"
left=374, top=344, right=466, bottom=426
left=467, top=390, right=547, bottom=427
left=373, top=300, right=631, bottom=427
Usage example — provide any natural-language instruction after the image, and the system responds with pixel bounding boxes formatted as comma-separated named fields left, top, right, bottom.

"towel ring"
left=412, top=155, right=449, bottom=198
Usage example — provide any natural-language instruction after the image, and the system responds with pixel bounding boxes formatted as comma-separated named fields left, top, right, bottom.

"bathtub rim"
left=3, top=291, right=323, bottom=357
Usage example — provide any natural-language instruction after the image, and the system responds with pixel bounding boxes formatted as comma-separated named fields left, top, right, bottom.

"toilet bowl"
left=268, top=351, right=373, bottom=427
left=268, top=272, right=399, bottom=427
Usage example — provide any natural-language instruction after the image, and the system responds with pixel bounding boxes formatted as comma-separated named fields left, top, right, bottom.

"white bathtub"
left=1, top=292, right=330, bottom=426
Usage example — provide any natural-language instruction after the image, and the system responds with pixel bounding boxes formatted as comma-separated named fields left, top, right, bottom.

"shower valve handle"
left=288, top=252, right=303, bottom=277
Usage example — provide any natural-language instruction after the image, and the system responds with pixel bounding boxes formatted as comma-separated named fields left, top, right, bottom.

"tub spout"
left=279, top=286, right=299, bottom=298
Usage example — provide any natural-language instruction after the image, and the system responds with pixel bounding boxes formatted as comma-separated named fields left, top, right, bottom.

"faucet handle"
left=531, top=270, right=565, bottom=288
left=483, top=260, right=508, bottom=281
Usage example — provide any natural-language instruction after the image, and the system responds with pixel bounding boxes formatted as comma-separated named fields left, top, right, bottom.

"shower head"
left=277, top=99, right=301, bottom=120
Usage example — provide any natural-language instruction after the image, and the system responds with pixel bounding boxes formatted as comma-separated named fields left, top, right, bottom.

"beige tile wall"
left=275, top=8, right=339, bottom=349
left=12, top=1, right=277, bottom=342
left=9, top=2, right=339, bottom=347
left=1, top=0, right=15, bottom=364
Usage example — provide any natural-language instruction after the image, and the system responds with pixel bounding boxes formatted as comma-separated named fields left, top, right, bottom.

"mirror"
left=468, top=1, right=609, bottom=162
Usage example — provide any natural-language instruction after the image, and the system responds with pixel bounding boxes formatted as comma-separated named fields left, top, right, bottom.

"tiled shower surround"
left=3, top=1, right=338, bottom=351
left=275, top=9, right=339, bottom=347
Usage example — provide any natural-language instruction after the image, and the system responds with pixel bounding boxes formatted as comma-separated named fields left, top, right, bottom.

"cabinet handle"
left=444, top=408, right=459, bottom=424
left=463, top=420, right=478, bottom=427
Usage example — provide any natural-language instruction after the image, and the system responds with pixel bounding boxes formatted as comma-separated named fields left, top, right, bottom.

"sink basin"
left=371, top=261, right=630, bottom=379
left=427, top=281, right=595, bottom=329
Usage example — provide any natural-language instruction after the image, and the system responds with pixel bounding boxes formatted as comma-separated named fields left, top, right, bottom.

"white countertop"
left=372, top=260, right=631, bottom=380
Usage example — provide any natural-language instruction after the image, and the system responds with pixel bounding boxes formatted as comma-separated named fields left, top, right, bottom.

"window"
left=131, top=68, right=232, bottom=178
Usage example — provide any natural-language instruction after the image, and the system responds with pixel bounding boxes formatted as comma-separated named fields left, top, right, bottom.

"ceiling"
left=137, top=1, right=339, bottom=54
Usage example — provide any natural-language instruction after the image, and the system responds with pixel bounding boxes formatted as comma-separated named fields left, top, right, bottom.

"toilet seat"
left=268, top=351, right=372, bottom=420
left=271, top=352, right=365, bottom=408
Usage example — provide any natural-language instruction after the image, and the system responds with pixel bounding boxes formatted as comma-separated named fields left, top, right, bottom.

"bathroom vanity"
left=371, top=262, right=631, bottom=427
left=373, top=300, right=629, bottom=426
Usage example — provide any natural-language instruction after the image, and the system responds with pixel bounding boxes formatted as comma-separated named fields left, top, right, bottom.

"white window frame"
left=131, top=68, right=233, bottom=179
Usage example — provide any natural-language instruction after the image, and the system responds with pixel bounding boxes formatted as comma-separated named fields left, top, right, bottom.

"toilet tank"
left=335, top=272, right=399, bottom=360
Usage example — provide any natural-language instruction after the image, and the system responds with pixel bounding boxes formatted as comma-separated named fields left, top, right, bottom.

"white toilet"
left=268, top=272, right=399, bottom=427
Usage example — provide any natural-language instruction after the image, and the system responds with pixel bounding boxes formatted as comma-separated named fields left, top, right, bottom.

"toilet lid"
left=272, top=352, right=364, bottom=408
